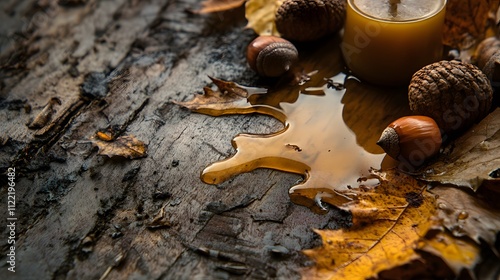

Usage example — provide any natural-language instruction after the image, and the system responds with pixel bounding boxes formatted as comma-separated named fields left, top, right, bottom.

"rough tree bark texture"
left=0, top=1, right=349, bottom=279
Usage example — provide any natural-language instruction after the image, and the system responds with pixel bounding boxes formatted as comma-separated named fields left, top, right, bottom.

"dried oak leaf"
left=92, top=134, right=147, bottom=159
left=419, top=108, right=500, bottom=191
left=194, top=0, right=246, bottom=13
left=173, top=76, right=266, bottom=115
left=245, top=0, right=283, bottom=36
left=443, top=0, right=499, bottom=50
left=303, top=170, right=484, bottom=280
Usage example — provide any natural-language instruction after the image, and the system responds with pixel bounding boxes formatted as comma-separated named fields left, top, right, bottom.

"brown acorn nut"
left=246, top=35, right=298, bottom=77
left=474, top=37, right=500, bottom=86
left=473, top=37, right=500, bottom=71
left=408, top=60, right=493, bottom=134
left=377, top=116, right=442, bottom=163
left=275, top=0, right=346, bottom=42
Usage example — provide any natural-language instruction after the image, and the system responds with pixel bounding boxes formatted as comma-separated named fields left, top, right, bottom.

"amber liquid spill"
left=200, top=37, right=411, bottom=213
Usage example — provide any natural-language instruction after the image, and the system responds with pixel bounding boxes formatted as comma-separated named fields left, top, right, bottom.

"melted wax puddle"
left=200, top=72, right=395, bottom=213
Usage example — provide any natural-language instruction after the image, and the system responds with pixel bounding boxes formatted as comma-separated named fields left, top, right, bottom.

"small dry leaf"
left=173, top=76, right=266, bottom=115
left=194, top=0, right=246, bottom=13
left=245, top=0, right=283, bottom=36
left=443, top=0, right=500, bottom=50
left=92, top=134, right=147, bottom=159
left=419, top=108, right=500, bottom=191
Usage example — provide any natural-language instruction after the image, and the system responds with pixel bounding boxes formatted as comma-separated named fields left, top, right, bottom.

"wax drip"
left=389, top=0, right=401, bottom=18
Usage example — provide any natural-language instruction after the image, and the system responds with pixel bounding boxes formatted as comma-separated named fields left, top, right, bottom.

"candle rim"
left=348, top=0, right=447, bottom=23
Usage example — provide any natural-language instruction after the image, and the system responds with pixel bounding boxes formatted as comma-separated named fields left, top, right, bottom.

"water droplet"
left=438, top=203, right=447, bottom=210
left=457, top=211, right=469, bottom=220
left=451, top=225, right=465, bottom=237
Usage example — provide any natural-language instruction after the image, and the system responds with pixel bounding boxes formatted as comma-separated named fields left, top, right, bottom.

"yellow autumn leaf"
left=300, top=169, right=494, bottom=279
left=245, top=0, right=283, bottom=36
left=302, top=170, right=438, bottom=280
left=419, top=231, right=480, bottom=275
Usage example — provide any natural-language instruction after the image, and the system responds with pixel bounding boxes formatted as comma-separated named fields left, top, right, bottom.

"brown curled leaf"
left=173, top=76, right=266, bottom=115
left=419, top=108, right=500, bottom=191
left=428, top=185, right=500, bottom=247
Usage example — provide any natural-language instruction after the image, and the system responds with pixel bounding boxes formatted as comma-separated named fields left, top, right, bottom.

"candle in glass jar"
left=341, top=0, right=447, bottom=86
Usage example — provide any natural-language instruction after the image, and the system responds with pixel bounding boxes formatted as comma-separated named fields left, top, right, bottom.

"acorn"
left=275, top=0, right=346, bottom=42
left=474, top=37, right=500, bottom=94
left=408, top=60, right=493, bottom=134
left=473, top=36, right=500, bottom=71
left=246, top=35, right=298, bottom=77
left=377, top=116, right=442, bottom=164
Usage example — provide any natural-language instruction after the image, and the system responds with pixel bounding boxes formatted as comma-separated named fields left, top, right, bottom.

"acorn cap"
left=376, top=126, right=400, bottom=159
left=275, top=0, right=346, bottom=42
left=246, top=36, right=298, bottom=77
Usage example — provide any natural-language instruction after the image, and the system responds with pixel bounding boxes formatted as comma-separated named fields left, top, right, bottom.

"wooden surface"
left=0, top=1, right=352, bottom=279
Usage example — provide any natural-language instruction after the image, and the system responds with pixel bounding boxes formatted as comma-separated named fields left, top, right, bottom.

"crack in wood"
left=202, top=141, right=229, bottom=158
left=112, top=97, right=150, bottom=138
left=204, top=195, right=258, bottom=215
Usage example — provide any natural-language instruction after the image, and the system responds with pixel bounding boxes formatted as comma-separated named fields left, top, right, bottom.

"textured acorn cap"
left=246, top=36, right=298, bottom=77
left=377, top=126, right=400, bottom=160
left=408, top=60, right=493, bottom=134
left=275, top=0, right=346, bottom=42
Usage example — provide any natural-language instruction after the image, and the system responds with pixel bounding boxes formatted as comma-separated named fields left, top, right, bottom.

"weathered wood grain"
left=0, top=1, right=350, bottom=279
